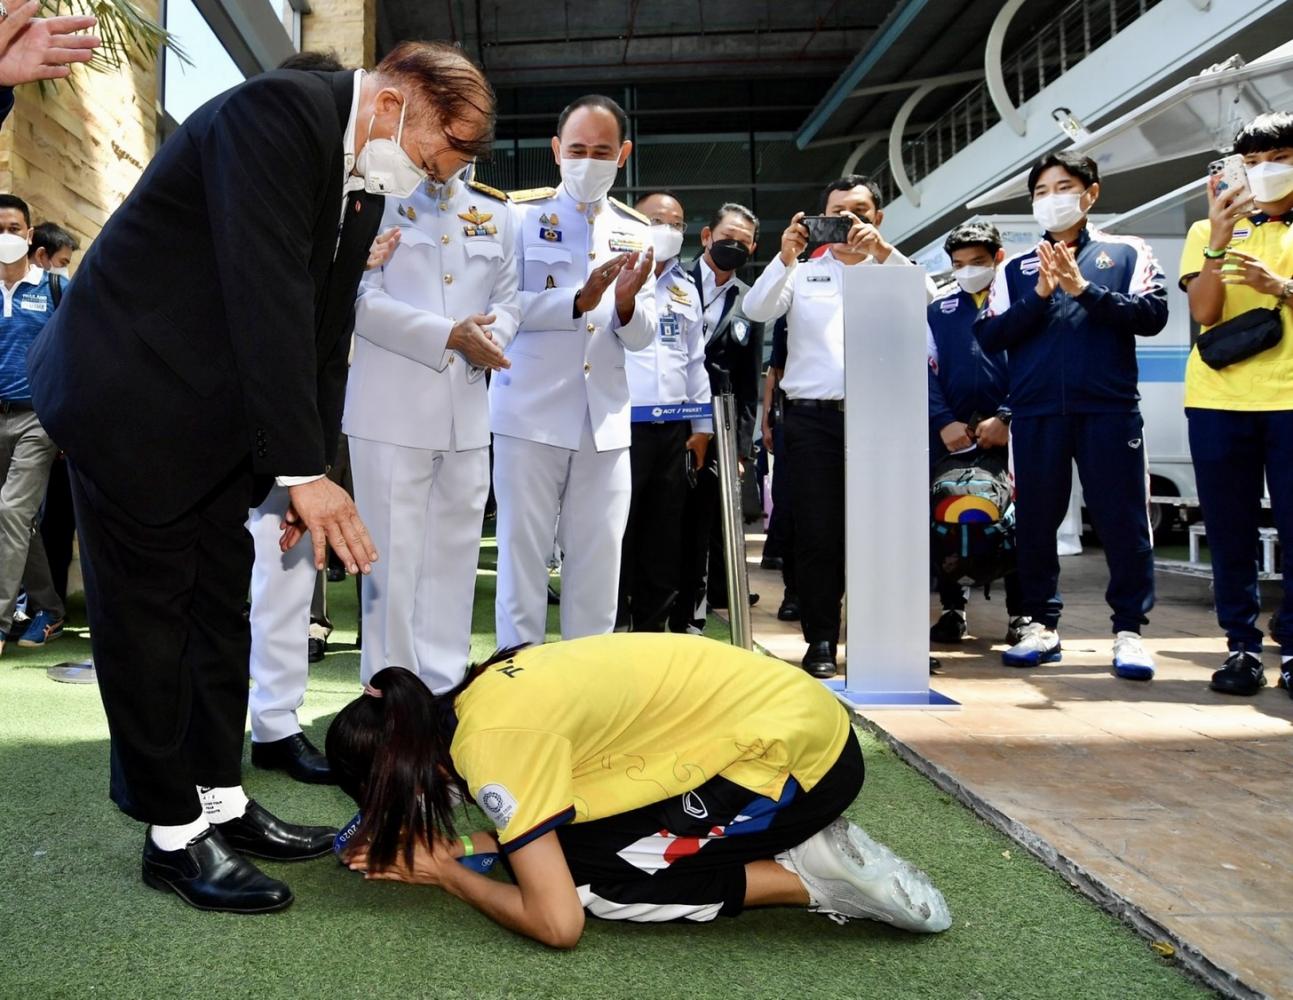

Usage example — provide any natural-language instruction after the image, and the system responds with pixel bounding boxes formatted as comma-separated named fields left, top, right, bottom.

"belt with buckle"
left=786, top=398, right=845, bottom=412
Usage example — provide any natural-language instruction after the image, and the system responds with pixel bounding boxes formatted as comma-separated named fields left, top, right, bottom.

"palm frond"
left=39, top=0, right=188, bottom=76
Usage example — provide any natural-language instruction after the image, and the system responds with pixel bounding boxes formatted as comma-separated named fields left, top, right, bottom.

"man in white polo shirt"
left=743, top=174, right=935, bottom=678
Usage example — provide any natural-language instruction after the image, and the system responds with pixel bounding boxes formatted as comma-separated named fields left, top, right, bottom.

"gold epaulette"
left=467, top=179, right=508, bottom=202
left=508, top=186, right=557, bottom=203
left=608, top=196, right=649, bottom=224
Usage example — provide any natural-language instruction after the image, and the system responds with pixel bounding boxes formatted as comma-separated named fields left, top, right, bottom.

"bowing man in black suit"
left=28, top=41, right=496, bottom=914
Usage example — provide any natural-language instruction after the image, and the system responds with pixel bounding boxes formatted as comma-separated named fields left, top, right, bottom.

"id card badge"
left=658, top=311, right=681, bottom=347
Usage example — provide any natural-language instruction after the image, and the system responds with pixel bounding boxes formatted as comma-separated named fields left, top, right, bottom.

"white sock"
left=773, top=849, right=823, bottom=909
left=149, top=816, right=209, bottom=852
left=198, top=785, right=249, bottom=823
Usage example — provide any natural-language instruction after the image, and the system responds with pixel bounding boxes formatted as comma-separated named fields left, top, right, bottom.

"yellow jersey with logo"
left=449, top=633, right=852, bottom=852
left=1179, top=217, right=1293, bottom=410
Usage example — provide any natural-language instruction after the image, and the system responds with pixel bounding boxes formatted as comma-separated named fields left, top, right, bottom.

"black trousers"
left=671, top=452, right=717, bottom=630
left=70, top=462, right=261, bottom=825
left=558, top=728, right=864, bottom=921
left=40, top=455, right=76, bottom=604
left=783, top=405, right=845, bottom=645
left=767, top=418, right=797, bottom=597
left=618, top=422, right=690, bottom=631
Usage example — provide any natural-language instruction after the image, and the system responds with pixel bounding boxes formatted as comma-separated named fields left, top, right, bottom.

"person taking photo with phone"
left=742, top=175, right=935, bottom=678
left=1180, top=111, right=1293, bottom=697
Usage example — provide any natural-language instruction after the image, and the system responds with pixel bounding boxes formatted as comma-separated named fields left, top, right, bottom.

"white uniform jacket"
left=489, top=184, right=657, bottom=453
left=345, top=178, right=520, bottom=451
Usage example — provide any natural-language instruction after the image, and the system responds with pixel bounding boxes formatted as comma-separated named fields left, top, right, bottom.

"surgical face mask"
left=650, top=224, right=684, bottom=262
left=0, top=233, right=28, bottom=265
left=1245, top=160, right=1293, bottom=204
left=707, top=238, right=750, bottom=272
left=49, top=266, right=70, bottom=278
left=1031, top=192, right=1086, bottom=233
left=560, top=156, right=619, bottom=204
left=954, top=264, right=995, bottom=294
left=355, top=97, right=427, bottom=198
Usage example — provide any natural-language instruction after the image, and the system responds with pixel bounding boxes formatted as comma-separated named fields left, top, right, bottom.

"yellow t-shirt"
left=450, top=633, right=852, bottom=851
left=1179, top=217, right=1293, bottom=410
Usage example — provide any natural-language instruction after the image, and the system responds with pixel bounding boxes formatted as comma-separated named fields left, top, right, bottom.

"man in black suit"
left=28, top=41, right=496, bottom=913
left=671, top=203, right=764, bottom=632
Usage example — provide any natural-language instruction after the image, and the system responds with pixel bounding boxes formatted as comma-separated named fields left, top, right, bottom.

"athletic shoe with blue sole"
left=1111, top=631, right=1155, bottom=681
left=1002, top=621, right=1061, bottom=667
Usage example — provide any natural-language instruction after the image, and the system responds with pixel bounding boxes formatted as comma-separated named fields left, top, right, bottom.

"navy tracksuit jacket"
left=974, top=226, right=1169, bottom=632
left=927, top=288, right=1010, bottom=462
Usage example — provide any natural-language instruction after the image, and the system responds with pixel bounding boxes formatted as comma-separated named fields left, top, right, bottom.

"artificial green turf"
left=0, top=560, right=1207, bottom=1000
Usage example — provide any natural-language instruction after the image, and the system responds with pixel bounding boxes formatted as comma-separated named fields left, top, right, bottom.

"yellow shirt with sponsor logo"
left=449, top=633, right=852, bottom=851
left=1179, top=217, right=1293, bottom=410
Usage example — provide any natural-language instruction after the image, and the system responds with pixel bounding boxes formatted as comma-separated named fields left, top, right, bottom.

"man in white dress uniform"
left=490, top=94, right=656, bottom=647
left=346, top=173, right=519, bottom=690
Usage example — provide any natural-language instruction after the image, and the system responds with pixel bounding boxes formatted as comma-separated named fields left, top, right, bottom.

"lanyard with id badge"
left=659, top=307, right=683, bottom=348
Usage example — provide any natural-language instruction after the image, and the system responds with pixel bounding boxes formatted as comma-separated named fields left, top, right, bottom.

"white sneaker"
left=778, top=818, right=951, bottom=933
left=1002, top=621, right=1061, bottom=667
left=1005, top=615, right=1032, bottom=645
left=1112, top=631, right=1154, bottom=681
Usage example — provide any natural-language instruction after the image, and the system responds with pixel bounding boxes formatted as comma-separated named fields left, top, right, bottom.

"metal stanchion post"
left=712, top=391, right=752, bottom=649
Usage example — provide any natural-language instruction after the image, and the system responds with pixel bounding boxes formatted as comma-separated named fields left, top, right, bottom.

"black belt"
left=786, top=398, right=845, bottom=412
left=0, top=399, right=33, bottom=414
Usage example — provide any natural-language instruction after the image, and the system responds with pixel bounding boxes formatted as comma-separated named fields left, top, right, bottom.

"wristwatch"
left=995, top=408, right=1012, bottom=426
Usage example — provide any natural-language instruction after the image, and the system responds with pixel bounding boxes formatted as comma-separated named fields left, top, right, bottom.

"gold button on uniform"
left=441, top=234, right=450, bottom=245
left=438, top=201, right=448, bottom=211
left=588, top=251, right=597, bottom=260
left=443, top=274, right=453, bottom=285
left=448, top=355, right=456, bottom=365
left=586, top=322, right=596, bottom=333
left=583, top=362, right=591, bottom=374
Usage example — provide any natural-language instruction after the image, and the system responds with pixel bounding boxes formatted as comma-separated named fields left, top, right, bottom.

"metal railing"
left=870, top=0, right=1163, bottom=204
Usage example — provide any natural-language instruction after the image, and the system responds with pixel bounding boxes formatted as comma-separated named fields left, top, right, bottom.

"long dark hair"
left=325, top=646, right=526, bottom=870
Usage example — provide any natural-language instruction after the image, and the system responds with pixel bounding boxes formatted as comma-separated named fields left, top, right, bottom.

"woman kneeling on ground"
left=326, top=633, right=951, bottom=947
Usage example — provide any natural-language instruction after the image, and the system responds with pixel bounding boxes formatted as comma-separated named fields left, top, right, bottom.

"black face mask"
left=707, top=239, right=750, bottom=272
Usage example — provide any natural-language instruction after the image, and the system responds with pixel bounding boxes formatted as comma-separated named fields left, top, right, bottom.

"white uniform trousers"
left=493, top=414, right=631, bottom=647
left=247, top=484, right=317, bottom=743
left=350, top=436, right=489, bottom=692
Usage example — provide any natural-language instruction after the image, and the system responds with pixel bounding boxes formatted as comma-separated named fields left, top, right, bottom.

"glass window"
left=163, top=0, right=247, bottom=124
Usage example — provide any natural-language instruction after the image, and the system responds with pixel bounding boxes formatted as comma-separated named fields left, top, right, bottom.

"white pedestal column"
left=825, top=264, right=958, bottom=710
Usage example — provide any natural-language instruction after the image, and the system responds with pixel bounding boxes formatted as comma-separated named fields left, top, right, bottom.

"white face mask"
left=649, top=224, right=684, bottom=262
left=561, top=156, right=620, bottom=204
left=49, top=266, right=70, bottom=278
left=355, top=97, right=427, bottom=198
left=0, top=233, right=28, bottom=265
left=1245, top=161, right=1293, bottom=204
left=1032, top=192, right=1086, bottom=233
left=954, top=264, right=995, bottom=294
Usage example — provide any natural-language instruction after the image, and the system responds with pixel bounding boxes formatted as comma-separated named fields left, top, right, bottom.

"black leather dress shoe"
left=802, top=640, right=838, bottom=679
left=213, top=799, right=338, bottom=861
left=777, top=597, right=800, bottom=622
left=142, top=827, right=293, bottom=913
left=251, top=731, right=334, bottom=784
left=307, top=637, right=326, bottom=663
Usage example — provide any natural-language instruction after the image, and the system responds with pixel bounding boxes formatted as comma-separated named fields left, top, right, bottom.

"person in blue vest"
left=975, top=151, right=1168, bottom=680
left=0, top=193, right=61, bottom=656
left=927, top=221, right=1026, bottom=648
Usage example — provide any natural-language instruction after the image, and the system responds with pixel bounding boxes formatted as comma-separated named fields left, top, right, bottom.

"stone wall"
left=0, top=0, right=160, bottom=253
left=301, top=0, right=376, bottom=70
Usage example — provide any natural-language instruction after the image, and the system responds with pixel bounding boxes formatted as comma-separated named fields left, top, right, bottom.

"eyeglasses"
left=652, top=219, right=687, bottom=234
